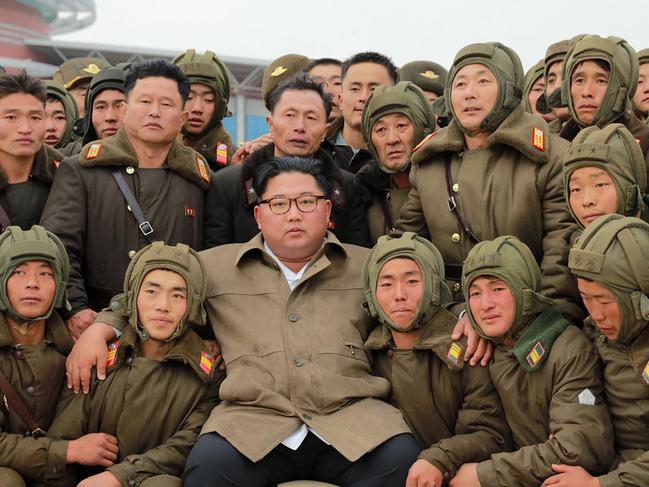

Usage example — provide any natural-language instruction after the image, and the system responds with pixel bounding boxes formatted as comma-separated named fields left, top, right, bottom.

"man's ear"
left=253, top=204, right=262, bottom=230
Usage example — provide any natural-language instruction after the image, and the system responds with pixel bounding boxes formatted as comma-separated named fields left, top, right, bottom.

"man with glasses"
left=70, top=156, right=418, bottom=486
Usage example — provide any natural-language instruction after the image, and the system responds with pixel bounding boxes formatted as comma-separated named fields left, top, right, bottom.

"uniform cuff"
left=417, top=447, right=457, bottom=481
left=46, top=440, right=69, bottom=480
left=108, top=462, right=138, bottom=486
left=597, top=470, right=623, bottom=487
left=477, top=459, right=499, bottom=486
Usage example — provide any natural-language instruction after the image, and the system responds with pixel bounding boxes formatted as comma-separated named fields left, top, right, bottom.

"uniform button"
left=26, top=386, right=35, bottom=396
left=387, top=350, right=394, bottom=358
left=452, top=183, right=460, bottom=193
left=126, top=357, right=133, bottom=365
left=128, top=250, right=137, bottom=259
left=128, top=481, right=135, bottom=487
left=293, top=358, right=304, bottom=367
left=385, top=191, right=391, bottom=200
left=15, top=349, right=24, bottom=359
left=288, top=313, right=299, bottom=322
left=126, top=166, right=135, bottom=175
left=453, top=282, right=461, bottom=293
left=127, top=205, right=132, bottom=212
left=303, top=413, right=312, bottom=421
left=451, top=233, right=461, bottom=243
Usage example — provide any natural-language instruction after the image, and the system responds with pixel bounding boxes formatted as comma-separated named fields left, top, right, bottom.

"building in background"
left=0, top=0, right=269, bottom=143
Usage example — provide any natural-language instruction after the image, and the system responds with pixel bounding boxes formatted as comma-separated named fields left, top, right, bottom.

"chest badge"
left=532, top=127, right=545, bottom=152
left=447, top=341, right=462, bottom=365
left=200, top=352, right=213, bottom=375
left=86, top=143, right=102, bottom=160
left=526, top=340, right=545, bottom=368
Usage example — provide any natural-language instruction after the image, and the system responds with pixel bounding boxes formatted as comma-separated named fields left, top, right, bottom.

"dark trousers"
left=183, top=431, right=419, bottom=487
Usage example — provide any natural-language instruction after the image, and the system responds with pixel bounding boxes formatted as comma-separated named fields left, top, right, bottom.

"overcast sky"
left=54, top=0, right=648, bottom=71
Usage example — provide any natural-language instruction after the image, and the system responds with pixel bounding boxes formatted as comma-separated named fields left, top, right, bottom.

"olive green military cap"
left=362, top=232, right=451, bottom=332
left=0, top=225, right=70, bottom=324
left=462, top=236, right=554, bottom=339
left=536, top=39, right=573, bottom=114
left=43, top=79, right=79, bottom=148
left=261, top=53, right=310, bottom=109
left=638, top=48, right=649, bottom=65
left=523, top=59, right=544, bottom=113
left=563, top=124, right=646, bottom=226
left=445, top=42, right=524, bottom=135
left=562, top=35, right=638, bottom=127
left=52, top=57, right=110, bottom=89
left=172, top=49, right=231, bottom=121
left=361, top=81, right=436, bottom=172
left=569, top=214, right=649, bottom=342
left=397, top=61, right=447, bottom=97
left=109, top=242, right=207, bottom=342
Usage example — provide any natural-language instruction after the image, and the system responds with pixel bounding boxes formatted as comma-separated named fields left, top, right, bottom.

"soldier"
left=42, top=80, right=78, bottom=149
left=44, top=242, right=222, bottom=487
left=52, top=57, right=110, bottom=118
left=397, top=60, right=448, bottom=104
left=306, top=58, right=343, bottom=123
left=362, top=233, right=510, bottom=486
left=40, top=60, right=212, bottom=339
left=0, top=225, right=119, bottom=486
left=453, top=236, right=614, bottom=486
left=230, top=54, right=311, bottom=164
left=59, top=67, right=127, bottom=157
left=355, top=81, right=436, bottom=243
left=536, top=39, right=573, bottom=134
left=558, top=35, right=649, bottom=178
left=68, top=157, right=420, bottom=486
left=523, top=60, right=555, bottom=122
left=324, top=51, right=397, bottom=174
left=563, top=124, right=647, bottom=228
left=633, top=48, right=649, bottom=122
left=173, top=49, right=234, bottom=171
left=204, top=73, right=370, bottom=248
left=0, top=72, right=62, bottom=231
left=557, top=215, right=649, bottom=487
left=396, top=42, right=582, bottom=324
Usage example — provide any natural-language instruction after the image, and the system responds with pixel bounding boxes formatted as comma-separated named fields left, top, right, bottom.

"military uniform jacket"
left=477, top=322, right=615, bottom=486
left=40, top=129, right=211, bottom=315
left=354, top=160, right=411, bottom=244
left=187, top=123, right=234, bottom=172
left=365, top=308, right=511, bottom=481
left=323, top=117, right=374, bottom=175
left=397, top=105, right=583, bottom=323
left=46, top=326, right=222, bottom=486
left=203, top=142, right=371, bottom=248
left=0, top=144, right=62, bottom=231
left=0, top=313, right=73, bottom=483
left=586, top=321, right=649, bottom=487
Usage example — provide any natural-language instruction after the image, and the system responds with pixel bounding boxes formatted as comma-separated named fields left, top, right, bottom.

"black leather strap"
left=112, top=171, right=154, bottom=242
left=445, top=157, right=480, bottom=244
left=0, top=369, right=44, bottom=438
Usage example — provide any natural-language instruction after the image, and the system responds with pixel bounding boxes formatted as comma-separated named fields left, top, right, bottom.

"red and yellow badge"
left=412, top=131, right=437, bottom=153
left=447, top=341, right=462, bottom=365
left=200, top=352, right=213, bottom=375
left=86, top=143, right=102, bottom=160
left=532, top=127, right=545, bottom=152
left=526, top=340, right=545, bottom=368
left=216, top=143, right=228, bottom=165
left=106, top=340, right=119, bottom=368
left=642, top=360, right=649, bottom=384
left=196, top=156, right=209, bottom=183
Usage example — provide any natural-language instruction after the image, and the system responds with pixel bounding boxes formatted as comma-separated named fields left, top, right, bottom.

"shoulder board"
left=532, top=127, right=545, bottom=152
left=413, top=131, right=437, bottom=153
left=86, top=143, right=103, bottom=160
left=199, top=351, right=213, bottom=376
left=196, top=156, right=210, bottom=183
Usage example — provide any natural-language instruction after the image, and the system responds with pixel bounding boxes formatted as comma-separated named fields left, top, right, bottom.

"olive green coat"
left=40, top=129, right=211, bottom=315
left=476, top=322, right=615, bottom=486
left=365, top=308, right=511, bottom=481
left=45, top=325, right=222, bottom=486
left=0, top=313, right=73, bottom=484
left=585, top=321, right=649, bottom=487
left=397, top=105, right=583, bottom=322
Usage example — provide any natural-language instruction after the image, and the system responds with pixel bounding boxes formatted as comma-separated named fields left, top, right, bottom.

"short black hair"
left=268, top=72, right=333, bottom=118
left=124, top=59, right=190, bottom=103
left=341, top=52, right=398, bottom=83
left=306, top=58, right=342, bottom=72
left=253, top=157, right=332, bottom=200
left=0, top=71, right=46, bottom=104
